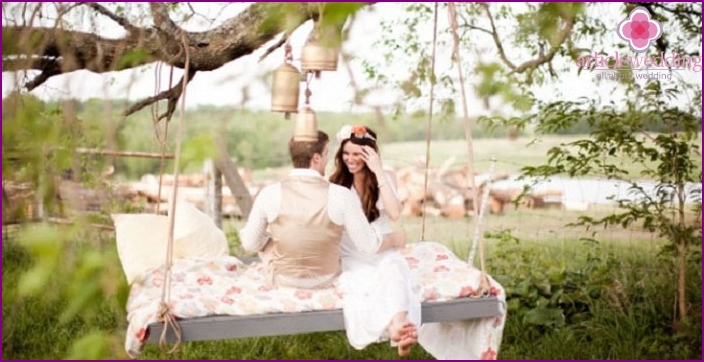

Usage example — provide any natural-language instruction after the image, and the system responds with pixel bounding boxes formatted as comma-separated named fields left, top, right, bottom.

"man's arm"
left=239, top=187, right=274, bottom=253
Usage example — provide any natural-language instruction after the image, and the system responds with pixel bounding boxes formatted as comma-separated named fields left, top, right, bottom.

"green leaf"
left=60, top=283, right=101, bottom=324
left=66, top=331, right=109, bottom=359
left=523, top=306, right=566, bottom=327
left=19, top=225, right=63, bottom=259
left=116, top=48, right=151, bottom=70
left=17, top=265, right=53, bottom=297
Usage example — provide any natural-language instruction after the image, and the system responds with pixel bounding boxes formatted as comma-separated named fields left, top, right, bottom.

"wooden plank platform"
left=148, top=296, right=502, bottom=343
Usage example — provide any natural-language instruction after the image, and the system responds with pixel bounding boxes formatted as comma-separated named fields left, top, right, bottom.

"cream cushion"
left=112, top=203, right=230, bottom=285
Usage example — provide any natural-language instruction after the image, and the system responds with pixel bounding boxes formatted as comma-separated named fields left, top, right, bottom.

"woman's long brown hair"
left=329, top=127, right=380, bottom=223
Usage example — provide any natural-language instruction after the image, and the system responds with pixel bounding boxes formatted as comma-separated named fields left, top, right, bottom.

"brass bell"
left=301, top=23, right=340, bottom=76
left=293, top=106, right=318, bottom=142
left=301, top=39, right=339, bottom=74
left=271, top=62, right=301, bottom=119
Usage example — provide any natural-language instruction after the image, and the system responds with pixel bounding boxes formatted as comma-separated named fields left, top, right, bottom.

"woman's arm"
left=377, top=170, right=402, bottom=221
left=362, top=146, right=402, bottom=221
left=377, top=231, right=406, bottom=252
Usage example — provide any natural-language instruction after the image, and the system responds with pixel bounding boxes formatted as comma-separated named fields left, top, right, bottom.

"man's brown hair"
left=288, top=131, right=329, bottom=168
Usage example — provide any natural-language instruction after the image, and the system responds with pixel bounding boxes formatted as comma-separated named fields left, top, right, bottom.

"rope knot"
left=157, top=301, right=182, bottom=354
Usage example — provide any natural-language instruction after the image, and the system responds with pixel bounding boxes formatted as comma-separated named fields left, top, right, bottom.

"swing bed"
left=123, top=3, right=505, bottom=357
left=148, top=296, right=502, bottom=344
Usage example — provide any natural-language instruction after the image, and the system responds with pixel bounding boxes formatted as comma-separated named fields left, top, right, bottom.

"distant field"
left=378, top=136, right=569, bottom=174
left=379, top=133, right=702, bottom=178
left=251, top=136, right=566, bottom=182
left=252, top=133, right=701, bottom=182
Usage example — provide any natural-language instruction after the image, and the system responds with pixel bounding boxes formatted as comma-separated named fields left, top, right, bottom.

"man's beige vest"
left=268, top=176, right=343, bottom=288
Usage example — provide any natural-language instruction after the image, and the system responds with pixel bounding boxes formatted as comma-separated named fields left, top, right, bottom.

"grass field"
left=3, top=204, right=701, bottom=359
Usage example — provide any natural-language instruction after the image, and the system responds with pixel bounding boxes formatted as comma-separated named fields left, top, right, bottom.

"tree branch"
left=460, top=24, right=493, bottom=36
left=2, top=2, right=373, bottom=106
left=511, top=15, right=575, bottom=74
left=480, top=3, right=516, bottom=70
left=123, top=68, right=197, bottom=120
left=477, top=3, right=576, bottom=75
left=26, top=59, right=63, bottom=90
left=2, top=56, right=58, bottom=71
left=645, top=2, right=702, bottom=18
left=149, top=2, right=181, bottom=35
left=81, top=2, right=137, bottom=32
left=258, top=32, right=290, bottom=62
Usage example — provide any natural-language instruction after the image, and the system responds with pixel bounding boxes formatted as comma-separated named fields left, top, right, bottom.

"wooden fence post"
left=214, top=141, right=253, bottom=219
left=203, top=159, right=223, bottom=228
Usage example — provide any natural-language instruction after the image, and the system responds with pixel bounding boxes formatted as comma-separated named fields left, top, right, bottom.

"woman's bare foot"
left=389, top=320, right=418, bottom=357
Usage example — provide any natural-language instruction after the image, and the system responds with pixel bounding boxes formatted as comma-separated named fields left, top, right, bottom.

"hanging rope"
left=468, top=158, right=496, bottom=265
left=153, top=64, right=175, bottom=215
left=448, top=2, right=491, bottom=295
left=420, top=2, right=439, bottom=241
left=157, top=33, right=191, bottom=353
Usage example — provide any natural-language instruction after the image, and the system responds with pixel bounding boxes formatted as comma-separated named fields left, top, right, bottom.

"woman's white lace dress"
left=336, top=183, right=422, bottom=349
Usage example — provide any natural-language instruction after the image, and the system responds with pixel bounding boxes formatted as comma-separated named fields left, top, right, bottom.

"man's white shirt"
left=239, top=168, right=381, bottom=255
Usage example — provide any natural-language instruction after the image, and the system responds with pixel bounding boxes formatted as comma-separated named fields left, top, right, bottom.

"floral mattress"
left=125, top=242, right=505, bottom=357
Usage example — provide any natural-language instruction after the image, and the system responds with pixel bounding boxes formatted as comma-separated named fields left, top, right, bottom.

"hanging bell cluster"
left=270, top=16, right=341, bottom=142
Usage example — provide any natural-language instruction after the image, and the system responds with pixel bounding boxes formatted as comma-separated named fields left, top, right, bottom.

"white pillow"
left=112, top=203, right=230, bottom=285
left=112, top=213, right=169, bottom=285
left=171, top=202, right=230, bottom=259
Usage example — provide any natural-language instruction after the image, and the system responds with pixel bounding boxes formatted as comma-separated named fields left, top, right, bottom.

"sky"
left=2, top=2, right=701, bottom=117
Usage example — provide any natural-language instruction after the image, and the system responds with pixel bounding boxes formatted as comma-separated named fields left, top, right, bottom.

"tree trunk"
left=676, top=180, right=687, bottom=327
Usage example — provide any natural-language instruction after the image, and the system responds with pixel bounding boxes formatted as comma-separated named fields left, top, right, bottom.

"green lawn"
left=3, top=206, right=700, bottom=360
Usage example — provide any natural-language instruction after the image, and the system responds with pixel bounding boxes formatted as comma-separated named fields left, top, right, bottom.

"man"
left=239, top=131, right=382, bottom=288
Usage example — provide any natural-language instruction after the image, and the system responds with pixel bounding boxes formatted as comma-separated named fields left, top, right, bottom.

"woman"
left=330, top=125, right=421, bottom=357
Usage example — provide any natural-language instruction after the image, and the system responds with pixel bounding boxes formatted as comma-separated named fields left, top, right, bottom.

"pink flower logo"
left=617, top=7, right=662, bottom=53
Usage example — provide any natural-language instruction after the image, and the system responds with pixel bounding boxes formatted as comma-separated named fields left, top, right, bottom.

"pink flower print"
left=226, top=286, right=242, bottom=295
left=423, top=289, right=439, bottom=301
left=492, top=316, right=503, bottom=328
left=435, top=254, right=449, bottom=261
left=480, top=347, right=497, bottom=360
left=179, top=294, right=194, bottom=299
left=294, top=289, right=313, bottom=300
left=490, top=286, right=500, bottom=296
left=221, top=296, right=234, bottom=305
left=152, top=277, right=163, bottom=287
left=459, top=285, right=475, bottom=297
left=617, top=7, right=662, bottom=53
left=405, top=256, right=419, bottom=269
left=226, top=264, right=238, bottom=272
left=433, top=265, right=450, bottom=273
left=258, top=284, right=275, bottom=292
left=135, top=328, right=148, bottom=342
left=197, top=276, right=213, bottom=285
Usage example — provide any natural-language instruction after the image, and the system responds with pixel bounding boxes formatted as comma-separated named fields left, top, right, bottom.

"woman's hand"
left=378, top=231, right=407, bottom=252
left=362, top=146, right=384, bottom=176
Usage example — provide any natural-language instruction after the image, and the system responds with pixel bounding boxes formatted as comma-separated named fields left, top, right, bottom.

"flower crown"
left=336, top=124, right=376, bottom=143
